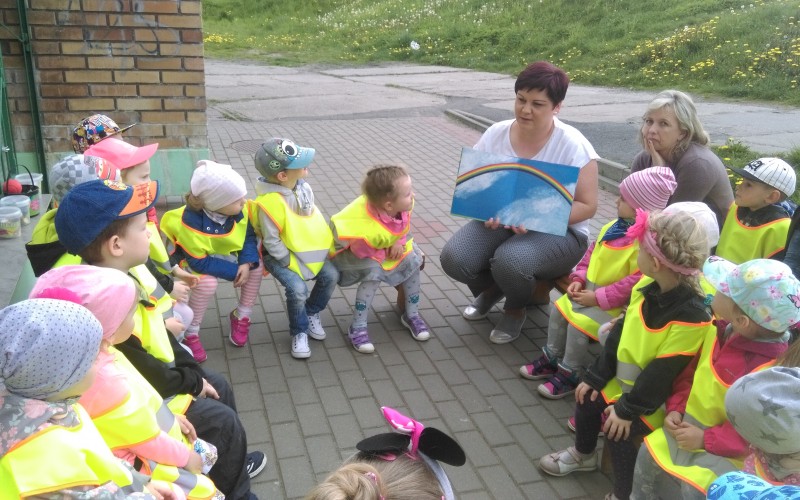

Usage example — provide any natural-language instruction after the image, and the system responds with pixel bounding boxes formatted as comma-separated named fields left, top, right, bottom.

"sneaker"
left=229, top=310, right=251, bottom=347
left=537, top=368, right=579, bottom=399
left=183, top=334, right=207, bottom=363
left=539, top=446, right=597, bottom=477
left=291, top=332, right=311, bottom=359
left=348, top=325, right=375, bottom=354
left=307, top=313, right=326, bottom=341
left=400, top=314, right=431, bottom=341
left=519, top=353, right=558, bottom=380
left=245, top=451, right=267, bottom=478
left=567, top=414, right=606, bottom=437
left=489, top=312, right=526, bottom=344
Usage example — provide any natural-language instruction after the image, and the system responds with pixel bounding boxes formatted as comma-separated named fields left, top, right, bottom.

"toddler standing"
left=521, top=166, right=676, bottom=399
left=330, top=165, right=429, bottom=353
left=161, top=160, right=263, bottom=358
left=538, top=210, right=714, bottom=500
left=249, top=138, right=338, bottom=359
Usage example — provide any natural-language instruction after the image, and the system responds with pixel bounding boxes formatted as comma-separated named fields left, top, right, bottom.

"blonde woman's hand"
left=645, top=138, right=666, bottom=167
left=484, top=218, right=502, bottom=230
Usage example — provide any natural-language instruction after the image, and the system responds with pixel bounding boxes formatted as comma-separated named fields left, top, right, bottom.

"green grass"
left=202, top=0, right=800, bottom=103
left=713, top=139, right=800, bottom=204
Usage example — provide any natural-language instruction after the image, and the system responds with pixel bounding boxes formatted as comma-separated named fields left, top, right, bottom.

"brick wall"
left=0, top=0, right=207, bottom=175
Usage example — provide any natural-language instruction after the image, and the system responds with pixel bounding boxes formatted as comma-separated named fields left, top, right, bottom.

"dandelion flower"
left=410, top=41, right=420, bottom=50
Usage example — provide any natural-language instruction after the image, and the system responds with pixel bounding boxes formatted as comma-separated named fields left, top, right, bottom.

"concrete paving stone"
left=277, top=352, right=313, bottom=379
left=463, top=333, right=498, bottom=357
left=420, top=307, right=450, bottom=329
left=455, top=429, right=501, bottom=468
left=449, top=346, right=484, bottom=371
left=418, top=373, right=457, bottom=402
left=466, top=368, right=505, bottom=397
left=371, top=342, right=406, bottom=366
left=402, top=349, right=439, bottom=375
left=451, top=383, right=491, bottom=414
left=265, top=392, right=296, bottom=424
left=436, top=358, right=470, bottom=386
left=256, top=366, right=289, bottom=394
left=433, top=325, right=467, bottom=349
left=487, top=394, right=531, bottom=426
left=222, top=339, right=255, bottom=361
left=576, top=471, right=615, bottom=498
left=402, top=389, right=439, bottom=421
left=348, top=397, right=385, bottom=429
left=228, top=355, right=258, bottom=384
left=286, top=377, right=321, bottom=406
left=326, top=346, right=359, bottom=371
left=239, top=409, right=270, bottom=445
left=250, top=479, right=284, bottom=500
left=434, top=399, right=475, bottom=433
left=307, top=360, right=339, bottom=388
left=545, top=473, right=597, bottom=499
left=386, top=362, right=424, bottom=392
left=296, top=402, right=331, bottom=437
left=525, top=403, right=573, bottom=438
left=317, top=385, right=352, bottom=417
left=366, top=379, right=404, bottom=408
left=265, top=312, right=290, bottom=336
left=304, top=434, right=343, bottom=475
left=519, top=480, right=561, bottom=499
left=507, top=423, right=553, bottom=462
left=278, top=455, right=316, bottom=499
left=446, top=463, right=488, bottom=495
left=477, top=464, right=527, bottom=499
left=328, top=414, right=365, bottom=450
left=272, top=421, right=306, bottom=460
left=354, top=353, right=391, bottom=380
left=337, top=370, right=373, bottom=399
left=232, top=382, right=264, bottom=412
left=500, top=378, right=541, bottom=408
left=472, top=411, right=516, bottom=447
left=445, top=314, right=484, bottom=335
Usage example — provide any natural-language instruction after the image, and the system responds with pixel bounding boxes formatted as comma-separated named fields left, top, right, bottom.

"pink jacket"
left=666, top=323, right=788, bottom=458
left=348, top=203, right=410, bottom=261
left=570, top=235, right=642, bottom=310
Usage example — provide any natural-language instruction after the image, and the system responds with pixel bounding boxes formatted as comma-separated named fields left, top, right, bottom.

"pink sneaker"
left=229, top=310, right=251, bottom=347
left=183, top=334, right=207, bottom=363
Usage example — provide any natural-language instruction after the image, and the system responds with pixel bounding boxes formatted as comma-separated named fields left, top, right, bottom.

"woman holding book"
left=440, top=60, right=599, bottom=344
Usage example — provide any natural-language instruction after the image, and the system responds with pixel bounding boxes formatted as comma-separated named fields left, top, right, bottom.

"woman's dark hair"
left=515, top=61, right=570, bottom=105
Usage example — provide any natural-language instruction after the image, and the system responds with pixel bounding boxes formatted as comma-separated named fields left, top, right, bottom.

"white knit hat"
left=190, top=160, right=247, bottom=212
left=662, top=201, right=720, bottom=251
left=619, top=166, right=677, bottom=211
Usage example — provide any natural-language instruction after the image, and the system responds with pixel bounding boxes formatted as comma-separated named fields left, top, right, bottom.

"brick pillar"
left=1, top=0, right=208, bottom=195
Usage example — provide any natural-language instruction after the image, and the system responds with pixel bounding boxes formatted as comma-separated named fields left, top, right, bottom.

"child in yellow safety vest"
left=0, top=298, right=178, bottom=499
left=520, top=166, right=677, bottom=399
left=249, top=137, right=339, bottom=360
left=538, top=210, right=714, bottom=500
left=633, top=257, right=797, bottom=499
left=716, top=157, right=796, bottom=263
left=31, top=265, right=224, bottom=500
left=330, top=165, right=430, bottom=353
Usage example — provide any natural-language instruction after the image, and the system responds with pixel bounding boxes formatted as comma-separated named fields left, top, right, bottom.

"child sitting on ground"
left=632, top=257, right=797, bottom=499
left=249, top=138, right=339, bottom=359
left=521, top=166, right=676, bottom=399
left=329, top=165, right=429, bottom=353
left=305, top=407, right=466, bottom=500
left=538, top=210, right=714, bottom=500
left=30, top=265, right=222, bottom=500
left=161, top=160, right=263, bottom=358
left=716, top=157, right=795, bottom=263
left=0, top=298, right=177, bottom=498
left=706, top=365, right=800, bottom=498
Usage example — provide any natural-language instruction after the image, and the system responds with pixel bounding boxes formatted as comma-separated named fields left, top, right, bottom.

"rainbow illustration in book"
left=450, top=148, right=580, bottom=236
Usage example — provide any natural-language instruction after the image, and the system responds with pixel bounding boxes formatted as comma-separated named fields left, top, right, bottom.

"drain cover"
left=230, top=140, right=264, bottom=154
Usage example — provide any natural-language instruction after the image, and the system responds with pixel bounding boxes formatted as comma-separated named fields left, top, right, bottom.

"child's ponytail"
left=305, top=462, right=385, bottom=500
left=648, top=211, right=709, bottom=297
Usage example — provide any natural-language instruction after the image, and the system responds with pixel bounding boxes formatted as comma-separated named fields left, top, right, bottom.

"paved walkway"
left=199, top=60, right=797, bottom=499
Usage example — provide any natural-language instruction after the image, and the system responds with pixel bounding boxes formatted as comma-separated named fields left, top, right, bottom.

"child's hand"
left=146, top=480, right=178, bottom=500
left=164, top=317, right=185, bottom=336
left=572, top=290, right=598, bottom=307
left=170, top=281, right=190, bottom=302
left=664, top=411, right=683, bottom=435
left=566, top=281, right=584, bottom=296
left=575, top=382, right=600, bottom=405
left=185, top=450, right=204, bottom=474
left=674, top=422, right=704, bottom=451
left=233, top=264, right=250, bottom=287
left=603, top=405, right=632, bottom=442
left=175, top=414, right=197, bottom=442
left=173, top=266, right=200, bottom=287
left=387, top=241, right=405, bottom=261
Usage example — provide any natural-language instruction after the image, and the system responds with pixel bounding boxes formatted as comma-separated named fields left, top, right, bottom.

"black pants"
left=185, top=368, right=251, bottom=500
left=574, top=396, right=650, bottom=500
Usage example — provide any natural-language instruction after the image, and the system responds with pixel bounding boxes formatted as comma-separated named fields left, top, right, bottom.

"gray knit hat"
left=725, top=366, right=800, bottom=454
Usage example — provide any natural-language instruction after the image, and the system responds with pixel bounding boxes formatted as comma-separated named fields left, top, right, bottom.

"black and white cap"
left=729, top=157, right=796, bottom=197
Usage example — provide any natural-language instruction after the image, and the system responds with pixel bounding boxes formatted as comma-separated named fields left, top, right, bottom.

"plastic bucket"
left=0, top=206, right=22, bottom=239
left=0, top=195, right=31, bottom=225
left=15, top=168, right=43, bottom=217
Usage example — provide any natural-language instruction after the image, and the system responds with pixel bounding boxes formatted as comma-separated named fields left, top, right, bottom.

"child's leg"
left=520, top=306, right=564, bottom=380
left=399, top=270, right=431, bottom=341
left=306, top=260, right=339, bottom=316
left=606, top=419, right=651, bottom=500
left=573, top=397, right=607, bottom=454
left=631, top=444, right=663, bottom=500
left=172, top=300, right=195, bottom=341
left=561, top=323, right=593, bottom=371
left=267, top=258, right=312, bottom=336
left=187, top=274, right=219, bottom=334
left=234, top=262, right=264, bottom=320
left=353, top=280, right=381, bottom=328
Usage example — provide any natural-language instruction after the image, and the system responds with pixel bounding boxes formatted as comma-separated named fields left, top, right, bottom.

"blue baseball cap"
left=254, top=137, right=315, bottom=177
left=55, top=179, right=159, bottom=254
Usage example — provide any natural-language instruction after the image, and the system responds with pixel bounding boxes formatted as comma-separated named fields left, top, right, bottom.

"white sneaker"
left=307, top=313, right=326, bottom=340
left=291, top=332, right=311, bottom=359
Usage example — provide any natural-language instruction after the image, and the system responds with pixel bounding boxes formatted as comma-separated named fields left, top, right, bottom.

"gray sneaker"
left=307, top=313, right=326, bottom=340
left=291, top=332, right=311, bottom=359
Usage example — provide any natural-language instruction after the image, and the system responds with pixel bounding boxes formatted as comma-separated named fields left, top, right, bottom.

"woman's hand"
left=484, top=218, right=502, bottom=230
left=387, top=241, right=405, bottom=260
left=233, top=264, right=250, bottom=287
left=572, top=290, right=598, bottom=307
left=199, top=378, right=220, bottom=400
left=170, top=281, right=190, bottom=302
left=484, top=218, right=527, bottom=234
left=645, top=138, right=666, bottom=167
left=603, top=406, right=632, bottom=442
left=575, top=382, right=600, bottom=405
left=175, top=414, right=197, bottom=442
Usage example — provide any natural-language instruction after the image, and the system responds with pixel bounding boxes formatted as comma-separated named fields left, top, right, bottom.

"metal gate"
left=0, top=50, right=18, bottom=183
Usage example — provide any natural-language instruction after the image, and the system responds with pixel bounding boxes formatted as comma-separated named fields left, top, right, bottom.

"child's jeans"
left=263, top=256, right=339, bottom=336
left=186, top=263, right=264, bottom=333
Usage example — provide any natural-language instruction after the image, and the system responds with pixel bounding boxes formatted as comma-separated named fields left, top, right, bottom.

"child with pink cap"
left=30, top=265, right=222, bottom=499
left=520, top=166, right=677, bottom=399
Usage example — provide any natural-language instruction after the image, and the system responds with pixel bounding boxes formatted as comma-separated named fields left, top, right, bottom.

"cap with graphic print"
left=254, top=138, right=315, bottom=177
left=72, top=114, right=136, bottom=154
left=729, top=157, right=797, bottom=198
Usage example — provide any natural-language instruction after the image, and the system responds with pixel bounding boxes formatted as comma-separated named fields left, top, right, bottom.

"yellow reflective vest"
left=161, top=206, right=249, bottom=271
left=643, top=325, right=768, bottom=493
left=330, top=195, right=415, bottom=271
left=602, top=276, right=713, bottom=430
left=86, top=348, right=217, bottom=499
left=148, top=220, right=173, bottom=275
left=0, top=404, right=136, bottom=498
left=716, top=203, right=790, bottom=264
left=555, top=220, right=639, bottom=340
left=249, top=193, right=333, bottom=279
left=31, top=208, right=82, bottom=267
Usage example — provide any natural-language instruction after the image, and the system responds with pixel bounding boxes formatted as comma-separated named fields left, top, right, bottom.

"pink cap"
left=29, top=265, right=137, bottom=339
left=619, top=166, right=677, bottom=211
left=84, top=137, right=158, bottom=170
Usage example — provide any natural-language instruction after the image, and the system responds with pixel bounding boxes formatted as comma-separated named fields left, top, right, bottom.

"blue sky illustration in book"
left=451, top=148, right=580, bottom=236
